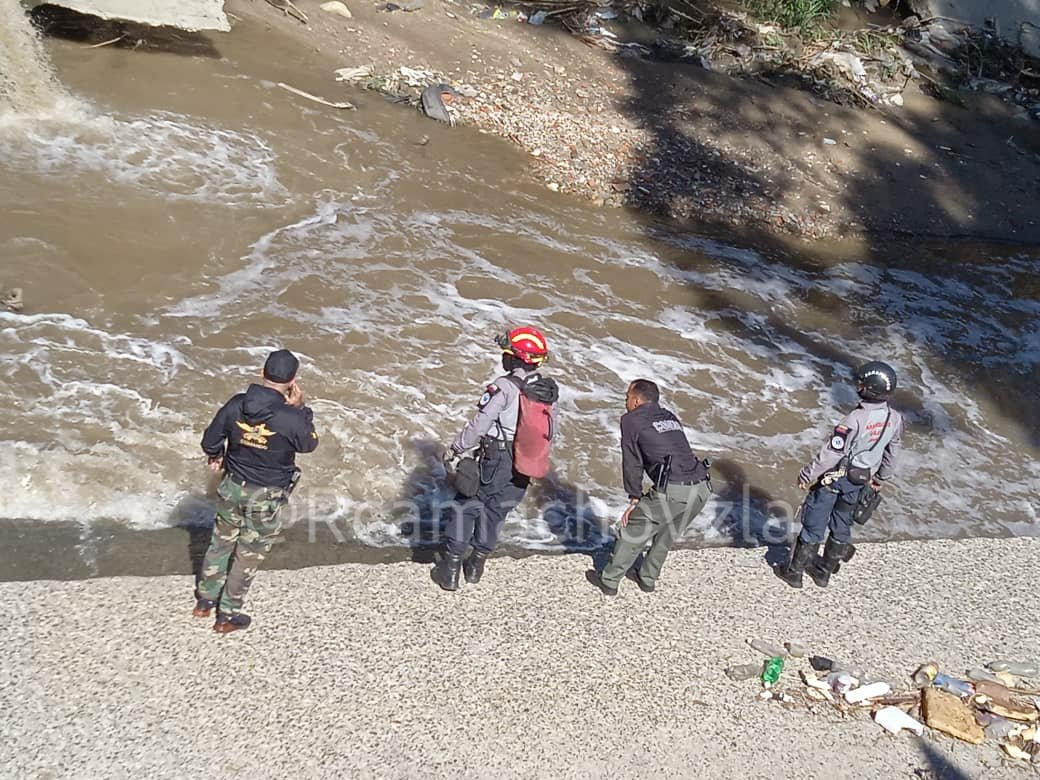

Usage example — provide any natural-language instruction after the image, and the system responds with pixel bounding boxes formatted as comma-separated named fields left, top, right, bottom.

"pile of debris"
left=322, top=0, right=1039, bottom=116
left=728, top=639, right=1040, bottom=766
left=446, top=0, right=1039, bottom=114
left=904, top=17, right=1040, bottom=120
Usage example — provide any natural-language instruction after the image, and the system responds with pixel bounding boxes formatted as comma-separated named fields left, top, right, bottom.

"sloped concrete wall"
left=27, top=0, right=229, bottom=31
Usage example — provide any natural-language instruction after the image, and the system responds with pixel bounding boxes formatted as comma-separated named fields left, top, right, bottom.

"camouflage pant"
left=196, top=474, right=289, bottom=615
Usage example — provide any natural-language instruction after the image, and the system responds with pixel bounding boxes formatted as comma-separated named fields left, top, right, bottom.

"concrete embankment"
left=1, top=537, right=1037, bottom=777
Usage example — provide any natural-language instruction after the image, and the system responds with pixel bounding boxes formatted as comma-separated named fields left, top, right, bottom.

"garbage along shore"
left=2, top=537, right=1037, bottom=777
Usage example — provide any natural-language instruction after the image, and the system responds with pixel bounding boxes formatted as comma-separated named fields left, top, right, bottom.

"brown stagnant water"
left=1, top=5, right=1037, bottom=581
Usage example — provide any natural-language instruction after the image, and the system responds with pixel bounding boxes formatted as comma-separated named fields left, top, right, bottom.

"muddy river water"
left=1, top=5, right=1037, bottom=580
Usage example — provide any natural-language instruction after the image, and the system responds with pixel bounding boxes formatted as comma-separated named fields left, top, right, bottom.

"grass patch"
left=742, top=0, right=839, bottom=35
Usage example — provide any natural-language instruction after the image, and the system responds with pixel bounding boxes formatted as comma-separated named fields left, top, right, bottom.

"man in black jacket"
left=587, top=379, right=710, bottom=596
left=194, top=349, right=319, bottom=633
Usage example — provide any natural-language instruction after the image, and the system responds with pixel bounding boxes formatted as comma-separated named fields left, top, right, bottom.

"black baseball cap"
left=263, top=349, right=299, bottom=383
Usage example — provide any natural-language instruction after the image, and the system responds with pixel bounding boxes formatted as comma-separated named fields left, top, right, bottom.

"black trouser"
left=444, top=445, right=529, bottom=557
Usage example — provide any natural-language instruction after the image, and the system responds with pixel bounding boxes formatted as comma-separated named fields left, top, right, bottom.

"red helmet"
left=497, top=326, right=549, bottom=365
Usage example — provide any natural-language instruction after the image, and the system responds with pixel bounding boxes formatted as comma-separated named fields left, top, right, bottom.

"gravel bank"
left=2, top=537, right=1038, bottom=777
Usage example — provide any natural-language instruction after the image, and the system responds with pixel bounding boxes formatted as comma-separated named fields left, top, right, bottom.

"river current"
left=1, top=5, right=1037, bottom=577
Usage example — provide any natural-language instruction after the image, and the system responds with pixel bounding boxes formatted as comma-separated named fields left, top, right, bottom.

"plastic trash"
left=809, top=655, right=834, bottom=672
left=912, top=662, right=938, bottom=688
left=725, top=662, right=763, bottom=682
left=978, top=713, right=1024, bottom=741
left=846, top=681, right=892, bottom=704
left=334, top=65, right=374, bottom=84
left=988, top=661, right=1039, bottom=678
left=749, top=639, right=787, bottom=658
left=528, top=10, right=547, bottom=24
left=420, top=84, right=460, bottom=126
left=968, top=668, right=1002, bottom=683
left=836, top=665, right=867, bottom=681
left=785, top=640, right=810, bottom=658
left=874, top=706, right=925, bottom=736
left=762, top=657, right=785, bottom=686
left=478, top=6, right=516, bottom=20
left=829, top=673, right=857, bottom=694
left=933, top=673, right=974, bottom=698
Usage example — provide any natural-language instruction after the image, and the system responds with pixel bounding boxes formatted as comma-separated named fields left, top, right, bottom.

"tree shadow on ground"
left=616, top=52, right=1039, bottom=406
left=595, top=43, right=1040, bottom=538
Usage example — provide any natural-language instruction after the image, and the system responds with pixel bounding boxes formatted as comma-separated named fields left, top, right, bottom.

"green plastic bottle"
left=762, top=656, right=785, bottom=685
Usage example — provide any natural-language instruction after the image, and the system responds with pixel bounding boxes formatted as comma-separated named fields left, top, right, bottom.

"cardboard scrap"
left=922, top=688, right=985, bottom=745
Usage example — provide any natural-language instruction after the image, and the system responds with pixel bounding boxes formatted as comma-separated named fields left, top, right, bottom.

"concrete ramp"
left=31, top=0, right=230, bottom=32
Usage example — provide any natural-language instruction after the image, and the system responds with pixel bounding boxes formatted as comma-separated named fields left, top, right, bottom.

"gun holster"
left=650, top=455, right=673, bottom=493
left=852, top=485, right=882, bottom=525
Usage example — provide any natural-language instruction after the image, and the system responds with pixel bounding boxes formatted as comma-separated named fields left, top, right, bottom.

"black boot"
left=775, top=538, right=818, bottom=589
left=807, top=537, right=851, bottom=588
left=431, top=552, right=463, bottom=591
left=463, top=550, right=488, bottom=584
left=831, top=543, right=856, bottom=575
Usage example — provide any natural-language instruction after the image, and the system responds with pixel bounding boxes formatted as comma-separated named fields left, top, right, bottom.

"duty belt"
left=480, top=437, right=512, bottom=451
left=225, top=472, right=285, bottom=493
left=670, top=478, right=706, bottom=487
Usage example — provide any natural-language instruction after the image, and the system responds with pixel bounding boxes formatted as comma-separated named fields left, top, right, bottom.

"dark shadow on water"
left=168, top=489, right=219, bottom=587
left=393, top=438, right=454, bottom=564
left=31, top=5, right=222, bottom=59
left=526, top=473, right=613, bottom=570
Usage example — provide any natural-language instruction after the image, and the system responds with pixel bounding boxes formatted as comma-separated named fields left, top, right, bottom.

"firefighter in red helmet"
left=433, top=327, right=559, bottom=590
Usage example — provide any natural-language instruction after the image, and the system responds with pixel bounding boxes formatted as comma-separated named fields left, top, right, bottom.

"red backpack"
left=506, top=374, right=559, bottom=479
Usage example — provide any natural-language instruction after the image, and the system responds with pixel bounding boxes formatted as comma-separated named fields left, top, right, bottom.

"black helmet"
left=855, top=361, right=896, bottom=401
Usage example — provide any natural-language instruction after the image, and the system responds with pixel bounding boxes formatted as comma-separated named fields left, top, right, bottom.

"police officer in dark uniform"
left=586, top=379, right=711, bottom=596
left=194, top=349, right=319, bottom=633
left=777, top=361, right=903, bottom=589
left=432, top=327, right=558, bottom=591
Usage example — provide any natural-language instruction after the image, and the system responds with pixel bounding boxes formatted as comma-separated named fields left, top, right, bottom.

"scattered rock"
left=319, top=1, right=352, bottom=20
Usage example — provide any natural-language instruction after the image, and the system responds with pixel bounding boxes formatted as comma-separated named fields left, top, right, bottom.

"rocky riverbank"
left=2, top=538, right=1038, bottom=776
left=212, top=0, right=1040, bottom=246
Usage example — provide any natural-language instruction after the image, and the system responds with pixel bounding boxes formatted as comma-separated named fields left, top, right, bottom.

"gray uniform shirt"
left=452, top=367, right=558, bottom=452
left=800, top=400, right=904, bottom=486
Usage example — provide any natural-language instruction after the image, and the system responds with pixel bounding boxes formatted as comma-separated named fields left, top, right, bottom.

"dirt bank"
left=211, top=0, right=1040, bottom=249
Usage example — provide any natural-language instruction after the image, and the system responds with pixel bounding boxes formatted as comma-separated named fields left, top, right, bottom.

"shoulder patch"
left=830, top=425, right=849, bottom=452
left=477, top=384, right=501, bottom=410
